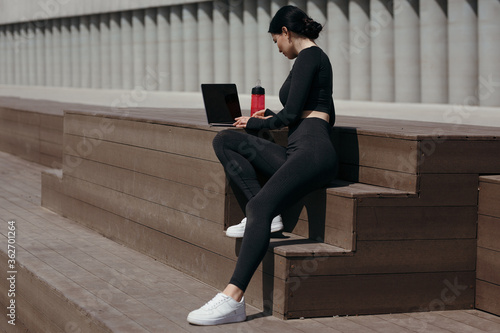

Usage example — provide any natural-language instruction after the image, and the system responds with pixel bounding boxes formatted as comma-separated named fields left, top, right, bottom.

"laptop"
left=201, top=83, right=242, bottom=126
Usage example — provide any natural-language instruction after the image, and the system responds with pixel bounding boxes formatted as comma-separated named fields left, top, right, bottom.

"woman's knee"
left=245, top=196, right=274, bottom=223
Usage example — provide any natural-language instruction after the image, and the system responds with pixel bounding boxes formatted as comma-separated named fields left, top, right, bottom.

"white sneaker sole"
left=225, top=218, right=284, bottom=238
left=187, top=312, right=246, bottom=326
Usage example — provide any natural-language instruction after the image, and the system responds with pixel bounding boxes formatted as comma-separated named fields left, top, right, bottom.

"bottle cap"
left=252, top=86, right=265, bottom=95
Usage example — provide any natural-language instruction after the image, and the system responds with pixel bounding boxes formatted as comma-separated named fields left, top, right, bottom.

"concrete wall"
left=0, top=0, right=209, bottom=25
left=0, top=0, right=499, bottom=105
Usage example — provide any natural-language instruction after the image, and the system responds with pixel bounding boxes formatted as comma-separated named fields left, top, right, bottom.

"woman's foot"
left=225, top=215, right=284, bottom=238
left=187, top=293, right=246, bottom=325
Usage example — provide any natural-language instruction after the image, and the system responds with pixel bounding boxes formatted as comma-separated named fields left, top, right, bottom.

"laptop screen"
left=201, top=84, right=242, bottom=124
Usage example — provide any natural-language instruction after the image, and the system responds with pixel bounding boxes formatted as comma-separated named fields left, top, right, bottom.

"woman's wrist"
left=264, top=109, right=276, bottom=117
left=246, top=117, right=264, bottom=130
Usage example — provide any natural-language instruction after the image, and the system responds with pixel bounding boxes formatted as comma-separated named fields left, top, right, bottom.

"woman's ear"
left=282, top=27, right=292, bottom=42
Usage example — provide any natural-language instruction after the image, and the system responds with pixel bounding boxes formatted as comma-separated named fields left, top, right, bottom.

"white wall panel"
left=27, top=23, right=36, bottom=85
left=121, top=11, right=134, bottom=90
left=243, top=0, right=258, bottom=92
left=327, top=0, right=349, bottom=100
left=132, top=10, right=146, bottom=88
left=370, top=0, right=393, bottom=102
left=230, top=0, right=245, bottom=92
left=100, top=14, right=111, bottom=89
left=349, top=0, right=370, bottom=100
left=70, top=17, right=80, bottom=88
left=170, top=6, right=184, bottom=90
left=89, top=15, right=100, bottom=88
left=213, top=0, right=230, bottom=83
left=183, top=4, right=198, bottom=91
left=145, top=8, right=159, bottom=91
left=420, top=0, right=448, bottom=103
left=80, top=16, right=91, bottom=88
left=448, top=0, right=478, bottom=105
left=478, top=0, right=500, bottom=107
left=394, top=0, right=420, bottom=103
left=158, top=7, right=172, bottom=90
left=110, top=13, right=122, bottom=89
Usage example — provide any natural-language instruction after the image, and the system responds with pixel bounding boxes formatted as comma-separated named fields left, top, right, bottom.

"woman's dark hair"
left=268, top=5, right=323, bottom=40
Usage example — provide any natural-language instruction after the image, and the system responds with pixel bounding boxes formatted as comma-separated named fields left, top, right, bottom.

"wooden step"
left=41, top=108, right=485, bottom=318
left=0, top=106, right=63, bottom=168
left=4, top=150, right=496, bottom=331
left=477, top=175, right=500, bottom=316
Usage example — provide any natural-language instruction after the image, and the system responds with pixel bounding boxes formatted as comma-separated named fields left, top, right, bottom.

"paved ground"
left=1, top=150, right=500, bottom=332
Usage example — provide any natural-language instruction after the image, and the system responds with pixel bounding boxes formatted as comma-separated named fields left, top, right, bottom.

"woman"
left=187, top=5, right=338, bottom=325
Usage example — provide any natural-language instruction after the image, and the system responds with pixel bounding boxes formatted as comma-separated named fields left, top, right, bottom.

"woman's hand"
left=234, top=111, right=273, bottom=128
left=233, top=116, right=251, bottom=128
left=252, top=110, right=273, bottom=119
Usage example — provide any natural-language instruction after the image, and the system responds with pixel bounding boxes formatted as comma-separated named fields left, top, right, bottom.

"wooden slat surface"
left=476, top=280, right=500, bottom=316
left=359, top=173, right=479, bottom=207
left=288, top=239, right=476, bottom=276
left=63, top=135, right=223, bottom=190
left=477, top=247, right=500, bottom=286
left=64, top=113, right=219, bottom=162
left=357, top=206, right=477, bottom=240
left=479, top=180, right=500, bottom=218
left=478, top=214, right=500, bottom=252
left=286, top=272, right=476, bottom=318
left=420, top=140, right=500, bottom=173
left=1, top=150, right=499, bottom=331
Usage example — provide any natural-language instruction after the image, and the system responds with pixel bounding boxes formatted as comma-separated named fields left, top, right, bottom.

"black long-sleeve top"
left=246, top=46, right=335, bottom=131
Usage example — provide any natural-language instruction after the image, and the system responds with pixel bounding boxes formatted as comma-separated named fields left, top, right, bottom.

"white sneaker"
left=225, top=215, right=284, bottom=238
left=187, top=293, right=246, bottom=325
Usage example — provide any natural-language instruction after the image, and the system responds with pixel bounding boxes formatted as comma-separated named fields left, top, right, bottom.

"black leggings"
left=212, top=118, right=338, bottom=291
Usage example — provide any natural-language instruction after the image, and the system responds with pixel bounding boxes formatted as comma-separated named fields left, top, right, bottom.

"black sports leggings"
left=212, top=118, right=338, bottom=292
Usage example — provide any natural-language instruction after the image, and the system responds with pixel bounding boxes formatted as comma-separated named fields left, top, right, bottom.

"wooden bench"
left=40, top=107, right=500, bottom=318
left=0, top=97, right=104, bottom=167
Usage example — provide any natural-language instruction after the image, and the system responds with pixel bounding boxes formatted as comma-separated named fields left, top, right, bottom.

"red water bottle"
left=251, top=82, right=265, bottom=116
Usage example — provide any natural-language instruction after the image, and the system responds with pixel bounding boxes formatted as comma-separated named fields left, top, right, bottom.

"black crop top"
left=246, top=46, right=335, bottom=130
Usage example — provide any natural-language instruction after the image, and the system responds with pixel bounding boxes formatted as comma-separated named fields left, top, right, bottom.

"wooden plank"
left=64, top=113, right=220, bottom=161
left=478, top=214, right=500, bottom=252
left=41, top=186, right=65, bottom=215
left=357, top=206, right=477, bottom=241
left=40, top=140, right=62, bottom=157
left=63, top=161, right=226, bottom=222
left=358, top=173, right=479, bottom=207
left=0, top=274, right=65, bottom=333
left=1, top=118, right=40, bottom=139
left=480, top=175, right=500, bottom=185
left=340, top=164, right=418, bottom=192
left=63, top=135, right=223, bottom=190
left=0, top=251, right=111, bottom=333
left=285, top=272, right=475, bottom=318
left=336, top=115, right=500, bottom=140
left=479, top=180, right=500, bottom=218
left=436, top=310, right=500, bottom=333
left=58, top=194, right=288, bottom=315
left=477, top=247, right=500, bottom=286
left=40, top=126, right=63, bottom=144
left=40, top=154, right=61, bottom=168
left=327, top=179, right=412, bottom=199
left=288, top=239, right=477, bottom=276
left=337, top=132, right=418, bottom=173
left=0, top=107, right=40, bottom=125
left=420, top=140, right=500, bottom=174
left=476, top=280, right=500, bottom=316
left=325, top=193, right=356, bottom=250
left=0, top=132, right=40, bottom=163
left=39, top=113, right=63, bottom=130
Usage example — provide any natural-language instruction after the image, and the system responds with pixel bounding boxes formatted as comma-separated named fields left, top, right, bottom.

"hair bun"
left=302, top=18, right=322, bottom=40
